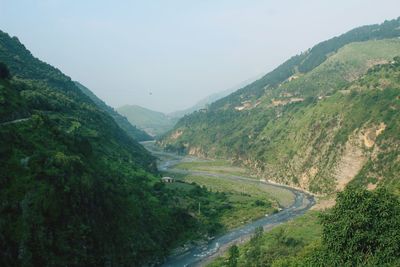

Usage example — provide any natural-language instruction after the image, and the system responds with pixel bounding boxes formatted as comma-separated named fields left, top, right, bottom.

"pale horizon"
left=0, top=0, right=399, bottom=113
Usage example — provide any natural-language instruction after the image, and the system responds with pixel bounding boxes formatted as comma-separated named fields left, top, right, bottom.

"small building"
left=161, top=177, right=174, bottom=183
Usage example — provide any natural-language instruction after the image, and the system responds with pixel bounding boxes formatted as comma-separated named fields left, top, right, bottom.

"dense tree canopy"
left=319, top=187, right=400, bottom=266
left=0, top=31, right=201, bottom=266
left=0, top=62, right=10, bottom=79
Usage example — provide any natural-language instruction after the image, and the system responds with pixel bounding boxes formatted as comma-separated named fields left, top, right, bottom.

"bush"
left=321, top=187, right=400, bottom=265
left=295, top=187, right=400, bottom=266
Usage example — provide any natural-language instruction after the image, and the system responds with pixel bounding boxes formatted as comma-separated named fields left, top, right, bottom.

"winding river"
left=142, top=142, right=315, bottom=267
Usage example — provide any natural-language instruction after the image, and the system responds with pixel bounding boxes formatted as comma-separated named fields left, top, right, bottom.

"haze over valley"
left=1, top=1, right=400, bottom=266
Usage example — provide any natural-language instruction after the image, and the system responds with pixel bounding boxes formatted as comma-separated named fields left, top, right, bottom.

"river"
left=142, top=141, right=315, bottom=267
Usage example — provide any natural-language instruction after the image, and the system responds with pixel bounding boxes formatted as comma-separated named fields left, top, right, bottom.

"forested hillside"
left=161, top=18, right=400, bottom=195
left=75, top=82, right=152, bottom=141
left=0, top=30, right=197, bottom=266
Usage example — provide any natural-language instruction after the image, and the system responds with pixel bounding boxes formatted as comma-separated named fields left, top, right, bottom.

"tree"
left=227, top=244, right=239, bottom=267
left=0, top=62, right=11, bottom=79
left=244, top=226, right=264, bottom=266
left=320, top=187, right=400, bottom=265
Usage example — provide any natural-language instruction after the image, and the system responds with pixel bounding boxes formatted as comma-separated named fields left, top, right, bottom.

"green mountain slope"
left=161, top=28, right=400, bottom=194
left=0, top=30, right=193, bottom=266
left=74, top=81, right=152, bottom=141
left=117, top=104, right=178, bottom=136
left=209, top=17, right=400, bottom=110
left=118, top=76, right=264, bottom=135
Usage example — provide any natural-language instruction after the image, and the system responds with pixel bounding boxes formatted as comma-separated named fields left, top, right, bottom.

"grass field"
left=175, top=160, right=252, bottom=177
left=164, top=160, right=295, bottom=230
left=182, top=174, right=294, bottom=207
left=173, top=160, right=294, bottom=207
left=188, top=175, right=276, bottom=229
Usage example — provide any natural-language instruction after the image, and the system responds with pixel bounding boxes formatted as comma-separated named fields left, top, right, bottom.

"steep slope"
left=0, top=30, right=192, bottom=266
left=74, top=81, right=152, bottom=141
left=209, top=17, right=400, bottom=110
left=117, top=104, right=178, bottom=136
left=161, top=37, right=400, bottom=194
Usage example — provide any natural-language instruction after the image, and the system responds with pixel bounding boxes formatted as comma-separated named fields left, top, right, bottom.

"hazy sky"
left=0, top=1, right=399, bottom=112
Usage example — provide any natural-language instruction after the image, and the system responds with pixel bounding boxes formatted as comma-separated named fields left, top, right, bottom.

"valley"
left=142, top=142, right=315, bottom=266
left=0, top=9, right=399, bottom=267
left=161, top=21, right=400, bottom=196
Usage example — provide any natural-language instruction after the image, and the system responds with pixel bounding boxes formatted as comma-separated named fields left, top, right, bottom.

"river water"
left=142, top=142, right=315, bottom=267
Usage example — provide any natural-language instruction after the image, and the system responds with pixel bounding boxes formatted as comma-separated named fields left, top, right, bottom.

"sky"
left=0, top=1, right=399, bottom=113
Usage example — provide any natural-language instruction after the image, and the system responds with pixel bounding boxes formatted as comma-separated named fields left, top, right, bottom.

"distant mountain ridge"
left=161, top=17, right=400, bottom=195
left=117, top=104, right=178, bottom=136
left=168, top=74, right=263, bottom=118
left=117, top=75, right=264, bottom=136
left=209, top=17, right=400, bottom=110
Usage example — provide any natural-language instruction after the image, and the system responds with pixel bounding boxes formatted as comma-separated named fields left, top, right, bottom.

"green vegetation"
left=2, top=16, right=400, bottom=266
left=0, top=62, right=10, bottom=79
left=75, top=82, right=152, bottom=141
left=175, top=160, right=251, bottom=177
left=181, top=174, right=277, bottom=229
left=311, top=187, right=400, bottom=266
left=285, top=187, right=400, bottom=266
left=0, top=30, right=214, bottom=266
left=227, top=245, right=239, bottom=267
left=209, top=187, right=400, bottom=267
left=275, top=39, right=400, bottom=98
left=117, top=104, right=178, bottom=136
left=159, top=180, right=232, bottom=237
left=181, top=174, right=293, bottom=208
left=161, top=37, right=400, bottom=194
left=166, top=160, right=294, bottom=229
left=208, top=17, right=400, bottom=108
left=159, top=22, right=400, bottom=266
left=144, top=142, right=294, bottom=234
left=208, top=211, right=322, bottom=267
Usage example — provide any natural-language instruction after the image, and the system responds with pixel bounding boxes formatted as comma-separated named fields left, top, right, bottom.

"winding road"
left=142, top=141, right=315, bottom=267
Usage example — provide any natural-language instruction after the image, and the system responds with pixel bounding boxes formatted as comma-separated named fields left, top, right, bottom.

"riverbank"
left=141, top=141, right=315, bottom=266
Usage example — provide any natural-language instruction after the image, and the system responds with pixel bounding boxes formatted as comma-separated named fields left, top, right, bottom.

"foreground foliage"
left=210, top=187, right=400, bottom=267
left=208, top=212, right=321, bottom=267
left=306, top=187, right=400, bottom=266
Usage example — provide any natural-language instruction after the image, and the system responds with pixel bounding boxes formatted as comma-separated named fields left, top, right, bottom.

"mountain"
left=116, top=76, right=263, bottom=136
left=210, top=17, right=400, bottom=111
left=168, top=75, right=263, bottom=118
left=168, top=88, right=235, bottom=118
left=0, top=30, right=196, bottom=266
left=160, top=18, right=400, bottom=195
left=74, top=81, right=152, bottom=141
left=117, top=104, right=178, bottom=136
